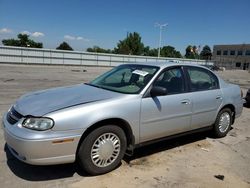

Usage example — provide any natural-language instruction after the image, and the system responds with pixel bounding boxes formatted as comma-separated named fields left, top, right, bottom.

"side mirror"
left=150, top=86, right=167, bottom=97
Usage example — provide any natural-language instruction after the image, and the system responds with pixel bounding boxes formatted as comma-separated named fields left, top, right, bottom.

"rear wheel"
left=213, top=108, right=232, bottom=138
left=77, top=125, right=127, bottom=175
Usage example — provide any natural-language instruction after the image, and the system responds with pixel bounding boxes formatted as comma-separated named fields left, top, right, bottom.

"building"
left=212, top=44, right=250, bottom=70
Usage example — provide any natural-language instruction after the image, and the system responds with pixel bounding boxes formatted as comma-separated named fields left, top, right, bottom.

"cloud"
left=21, top=30, right=31, bottom=35
left=0, top=28, right=13, bottom=34
left=21, top=30, right=45, bottom=37
left=76, top=36, right=83, bottom=40
left=64, top=35, right=75, bottom=40
left=64, top=35, right=90, bottom=42
left=76, top=36, right=90, bottom=42
left=32, top=32, right=44, bottom=37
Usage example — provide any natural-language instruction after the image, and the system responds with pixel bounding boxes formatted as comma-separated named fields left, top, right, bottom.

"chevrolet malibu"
left=2, top=62, right=243, bottom=175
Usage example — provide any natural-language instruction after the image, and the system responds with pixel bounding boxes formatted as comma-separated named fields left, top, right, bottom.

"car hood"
left=14, top=84, right=122, bottom=116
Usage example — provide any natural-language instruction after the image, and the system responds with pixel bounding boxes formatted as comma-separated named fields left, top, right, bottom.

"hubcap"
left=91, top=133, right=121, bottom=167
left=219, top=112, right=230, bottom=133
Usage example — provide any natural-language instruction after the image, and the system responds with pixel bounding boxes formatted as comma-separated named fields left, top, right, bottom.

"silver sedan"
left=2, top=62, right=243, bottom=175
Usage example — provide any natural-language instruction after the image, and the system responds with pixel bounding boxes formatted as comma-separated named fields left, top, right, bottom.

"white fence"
left=0, top=46, right=213, bottom=67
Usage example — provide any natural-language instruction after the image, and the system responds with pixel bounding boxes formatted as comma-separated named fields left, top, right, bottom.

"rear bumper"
left=235, top=99, right=244, bottom=119
left=2, top=113, right=84, bottom=165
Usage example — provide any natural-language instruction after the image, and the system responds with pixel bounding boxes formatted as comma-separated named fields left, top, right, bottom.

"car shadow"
left=4, top=144, right=90, bottom=181
left=124, top=130, right=209, bottom=164
left=243, top=103, right=250, bottom=108
left=5, top=131, right=210, bottom=181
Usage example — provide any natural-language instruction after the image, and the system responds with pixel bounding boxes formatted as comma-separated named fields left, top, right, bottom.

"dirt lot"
left=0, top=64, right=249, bottom=188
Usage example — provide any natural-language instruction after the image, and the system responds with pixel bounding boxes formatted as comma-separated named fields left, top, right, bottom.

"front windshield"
left=88, top=64, right=159, bottom=94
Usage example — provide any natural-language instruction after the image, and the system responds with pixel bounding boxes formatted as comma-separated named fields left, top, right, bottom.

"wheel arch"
left=76, top=118, right=135, bottom=158
left=219, top=104, right=236, bottom=124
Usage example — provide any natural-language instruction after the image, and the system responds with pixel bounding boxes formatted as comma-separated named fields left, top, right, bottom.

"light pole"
left=155, top=23, right=168, bottom=58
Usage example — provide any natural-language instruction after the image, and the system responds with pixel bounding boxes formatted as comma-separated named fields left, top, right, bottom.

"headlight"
left=22, top=117, right=54, bottom=131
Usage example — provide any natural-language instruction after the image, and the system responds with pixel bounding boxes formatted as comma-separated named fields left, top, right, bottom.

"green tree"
left=56, top=42, right=73, bottom=51
left=114, top=32, right=144, bottom=55
left=142, top=46, right=158, bottom=57
left=200, top=45, right=212, bottom=60
left=1, top=39, right=19, bottom=46
left=87, top=46, right=112, bottom=53
left=185, top=45, right=199, bottom=59
left=143, top=46, right=150, bottom=56
left=161, top=45, right=182, bottom=58
left=18, top=34, right=29, bottom=47
left=2, top=34, right=43, bottom=48
left=148, top=48, right=158, bottom=56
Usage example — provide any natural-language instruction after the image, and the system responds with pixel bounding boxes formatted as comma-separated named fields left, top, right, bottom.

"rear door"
left=184, top=66, right=222, bottom=129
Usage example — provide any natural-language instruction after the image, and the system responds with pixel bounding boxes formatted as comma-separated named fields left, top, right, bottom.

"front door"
left=140, top=67, right=192, bottom=142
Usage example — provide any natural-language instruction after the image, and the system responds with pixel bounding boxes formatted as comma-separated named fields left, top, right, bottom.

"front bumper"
left=2, top=113, right=84, bottom=165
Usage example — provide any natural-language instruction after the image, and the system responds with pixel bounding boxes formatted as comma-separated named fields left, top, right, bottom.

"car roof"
left=125, top=60, right=209, bottom=70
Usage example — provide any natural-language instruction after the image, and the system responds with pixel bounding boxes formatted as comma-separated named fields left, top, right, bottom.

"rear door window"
left=186, top=67, right=219, bottom=91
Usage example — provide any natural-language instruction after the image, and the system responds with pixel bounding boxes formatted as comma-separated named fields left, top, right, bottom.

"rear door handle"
left=181, top=99, right=190, bottom=105
left=216, top=96, right=222, bottom=100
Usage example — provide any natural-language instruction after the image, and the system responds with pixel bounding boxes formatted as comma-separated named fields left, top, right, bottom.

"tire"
left=77, top=125, right=127, bottom=175
left=213, top=108, right=232, bottom=138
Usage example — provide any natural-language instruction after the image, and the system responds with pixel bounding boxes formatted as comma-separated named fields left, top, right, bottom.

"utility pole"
left=155, top=23, right=168, bottom=58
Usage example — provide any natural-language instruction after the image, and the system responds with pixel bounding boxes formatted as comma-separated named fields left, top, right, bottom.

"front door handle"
left=181, top=99, right=190, bottom=105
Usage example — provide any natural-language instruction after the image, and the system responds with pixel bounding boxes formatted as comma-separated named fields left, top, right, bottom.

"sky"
left=0, top=0, right=250, bottom=54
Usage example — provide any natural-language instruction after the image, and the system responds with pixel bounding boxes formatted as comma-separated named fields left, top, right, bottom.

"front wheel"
left=77, top=125, right=127, bottom=175
left=213, top=108, right=232, bottom=138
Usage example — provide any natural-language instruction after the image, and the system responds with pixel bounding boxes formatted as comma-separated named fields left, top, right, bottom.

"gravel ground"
left=0, top=64, right=249, bottom=188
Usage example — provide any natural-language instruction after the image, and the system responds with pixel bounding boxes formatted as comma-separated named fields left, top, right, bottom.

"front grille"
left=6, top=107, right=23, bottom=125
